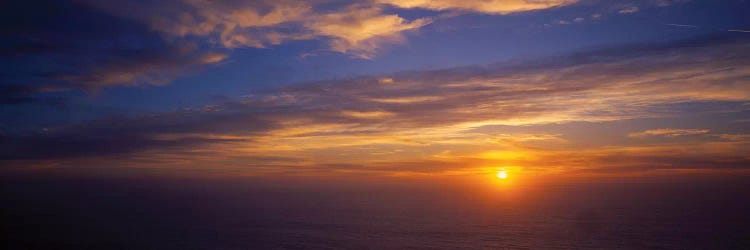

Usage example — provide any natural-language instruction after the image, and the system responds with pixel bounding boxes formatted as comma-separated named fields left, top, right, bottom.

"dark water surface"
left=2, top=177, right=749, bottom=249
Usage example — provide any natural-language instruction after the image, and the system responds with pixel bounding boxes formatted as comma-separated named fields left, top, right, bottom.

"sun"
left=496, top=170, right=508, bottom=179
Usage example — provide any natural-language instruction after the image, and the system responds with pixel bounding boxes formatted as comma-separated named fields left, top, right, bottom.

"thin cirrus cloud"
left=629, top=128, right=710, bottom=138
left=57, top=51, right=229, bottom=88
left=2, top=34, right=749, bottom=176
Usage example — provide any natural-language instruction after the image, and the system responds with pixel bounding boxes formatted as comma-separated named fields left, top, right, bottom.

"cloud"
left=1, top=0, right=588, bottom=98
left=618, top=6, right=640, bottom=14
left=665, top=23, right=699, bottom=28
left=0, top=108, right=276, bottom=160
left=80, top=0, right=434, bottom=59
left=377, top=0, right=578, bottom=14
left=566, top=145, right=750, bottom=174
left=715, top=134, right=750, bottom=141
left=629, top=128, right=710, bottom=138
left=0, top=85, right=69, bottom=105
left=0, top=0, right=229, bottom=100
left=81, top=0, right=579, bottom=58
left=2, top=34, right=749, bottom=176
left=664, top=24, right=750, bottom=34
left=57, top=50, right=228, bottom=88
left=654, top=0, right=691, bottom=7
left=80, top=0, right=314, bottom=49
left=305, top=5, right=431, bottom=59
left=341, top=110, right=396, bottom=119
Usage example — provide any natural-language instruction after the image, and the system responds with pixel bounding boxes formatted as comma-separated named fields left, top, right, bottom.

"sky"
left=1, top=0, right=749, bottom=181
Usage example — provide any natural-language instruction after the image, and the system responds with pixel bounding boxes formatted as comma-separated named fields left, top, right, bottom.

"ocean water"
left=2, top=177, right=749, bottom=249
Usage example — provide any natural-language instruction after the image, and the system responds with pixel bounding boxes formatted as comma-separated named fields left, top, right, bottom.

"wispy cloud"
left=629, top=128, right=710, bottom=138
left=1, top=0, right=583, bottom=99
left=80, top=0, right=314, bottom=49
left=377, top=0, right=578, bottom=14
left=82, top=0, right=579, bottom=59
left=664, top=23, right=750, bottom=33
left=306, top=5, right=431, bottom=59
left=1, top=0, right=230, bottom=99
left=618, top=6, right=640, bottom=14
left=665, top=23, right=700, bottom=28
left=57, top=51, right=228, bottom=88
left=654, top=0, right=691, bottom=7
left=3, top=35, right=749, bottom=176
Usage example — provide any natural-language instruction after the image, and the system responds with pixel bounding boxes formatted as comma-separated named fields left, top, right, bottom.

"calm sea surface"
left=2, top=177, right=749, bottom=249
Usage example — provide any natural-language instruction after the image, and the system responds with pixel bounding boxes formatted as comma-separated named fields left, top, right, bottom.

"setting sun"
left=496, top=170, right=508, bottom=179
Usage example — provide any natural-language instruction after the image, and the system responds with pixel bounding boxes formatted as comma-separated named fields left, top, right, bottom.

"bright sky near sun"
left=1, top=0, right=749, bottom=180
left=497, top=170, right=508, bottom=179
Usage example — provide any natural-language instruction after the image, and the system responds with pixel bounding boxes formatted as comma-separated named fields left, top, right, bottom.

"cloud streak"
left=83, top=0, right=572, bottom=60
left=0, top=0, right=229, bottom=102
left=629, top=128, right=710, bottom=138
left=377, top=0, right=578, bottom=14
left=2, top=0, right=581, bottom=102
left=2, top=34, right=749, bottom=177
left=306, top=5, right=431, bottom=59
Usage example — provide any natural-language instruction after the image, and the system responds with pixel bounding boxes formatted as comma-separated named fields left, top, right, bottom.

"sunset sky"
left=2, top=0, right=749, bottom=181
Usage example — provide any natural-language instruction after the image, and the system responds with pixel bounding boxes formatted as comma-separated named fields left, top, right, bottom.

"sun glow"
left=496, top=170, right=508, bottom=179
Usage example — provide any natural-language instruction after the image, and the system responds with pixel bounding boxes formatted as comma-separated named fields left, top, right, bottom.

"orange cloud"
left=341, top=110, right=396, bottom=119
left=307, top=5, right=431, bottom=58
left=378, top=0, right=578, bottom=14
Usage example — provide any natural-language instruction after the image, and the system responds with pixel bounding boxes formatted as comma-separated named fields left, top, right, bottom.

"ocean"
left=2, top=177, right=749, bottom=249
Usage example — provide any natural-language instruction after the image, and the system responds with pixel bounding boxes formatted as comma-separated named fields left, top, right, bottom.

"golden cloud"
left=307, top=5, right=431, bottom=58
left=378, top=0, right=578, bottom=14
